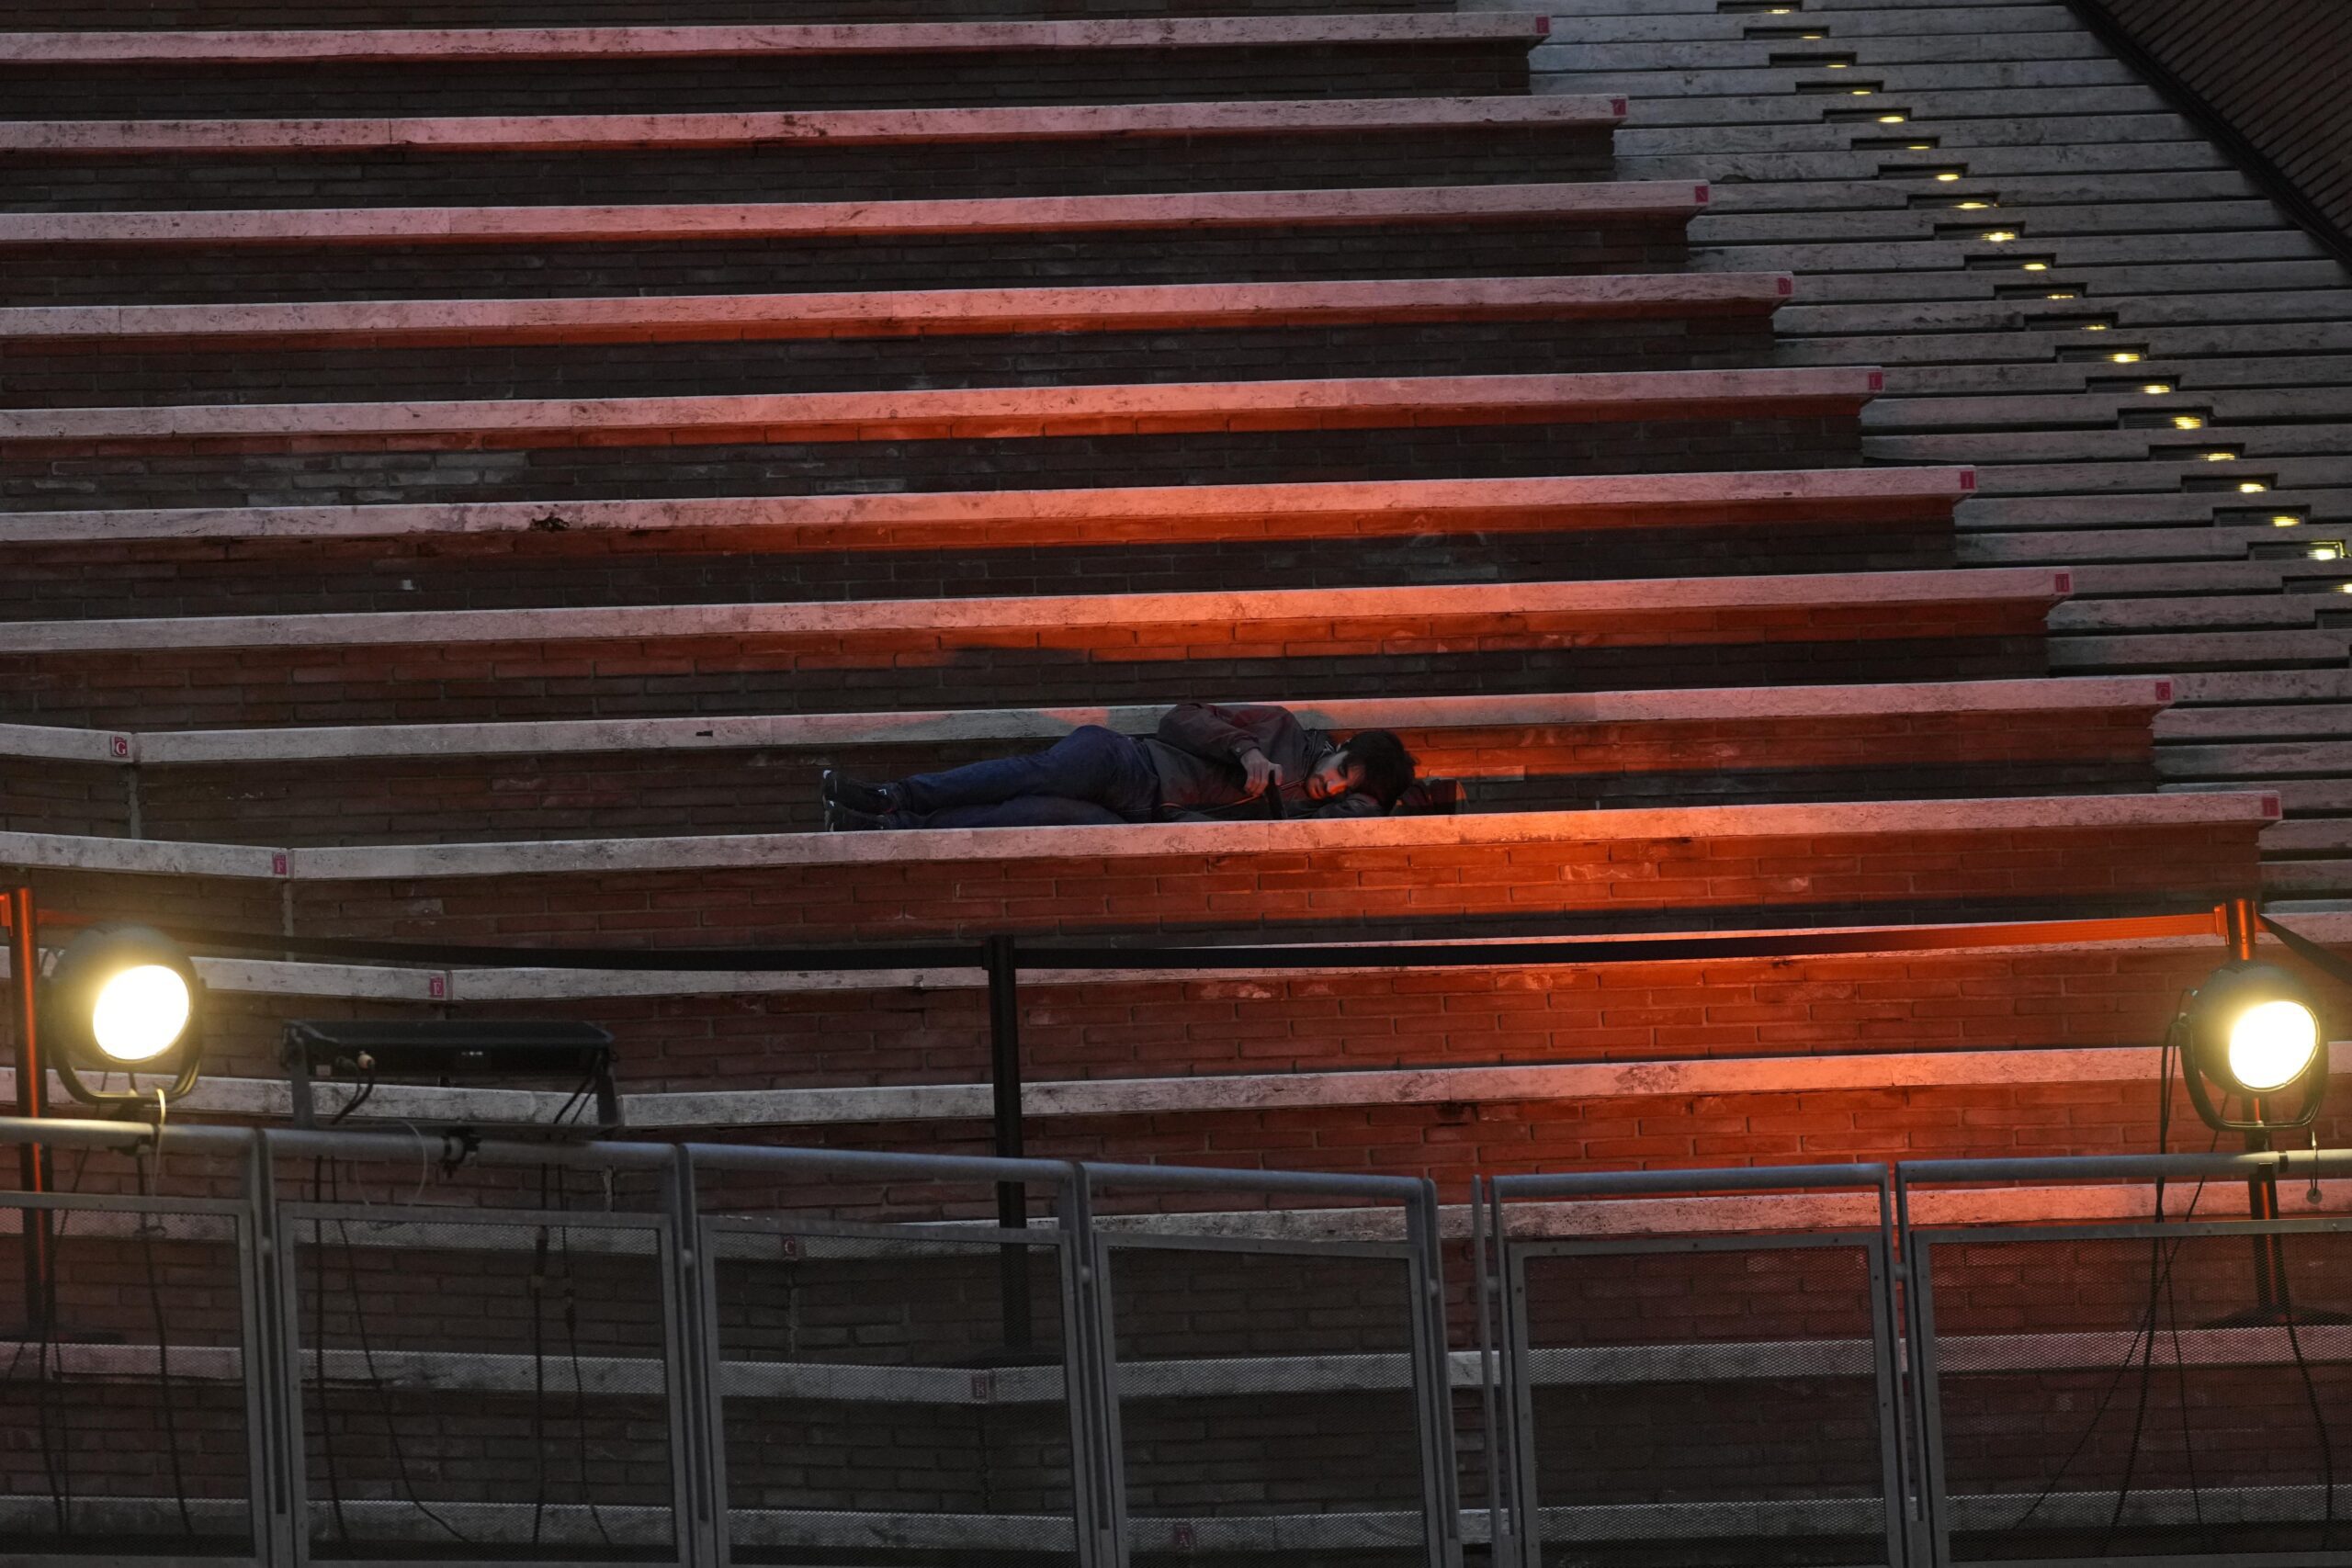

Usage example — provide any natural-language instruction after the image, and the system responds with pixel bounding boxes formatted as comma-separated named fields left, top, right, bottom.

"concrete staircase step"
left=0, top=180, right=1708, bottom=249
left=0, top=367, right=1871, bottom=449
left=0, top=274, right=1780, bottom=349
left=0, top=14, right=1542, bottom=116
left=0, top=568, right=2070, bottom=729
left=0, top=277, right=1795, bottom=410
left=2, top=97, right=1626, bottom=211
left=0, top=677, right=2166, bottom=844
left=0, top=791, right=2277, bottom=947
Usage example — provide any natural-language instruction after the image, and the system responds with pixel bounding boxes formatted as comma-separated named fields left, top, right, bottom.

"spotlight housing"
left=2181, top=961, right=2327, bottom=1132
left=41, top=924, right=205, bottom=1106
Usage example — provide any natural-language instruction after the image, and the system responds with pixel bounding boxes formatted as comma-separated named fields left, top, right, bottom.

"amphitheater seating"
left=0, top=677, right=2171, bottom=842
left=0, top=2, right=2293, bottom=1192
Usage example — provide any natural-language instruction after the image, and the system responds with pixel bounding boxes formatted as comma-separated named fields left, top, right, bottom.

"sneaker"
left=821, top=769, right=893, bottom=815
left=827, top=804, right=888, bottom=832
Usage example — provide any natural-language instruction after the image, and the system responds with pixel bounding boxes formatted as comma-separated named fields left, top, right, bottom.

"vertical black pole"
left=9, top=886, right=51, bottom=1335
left=985, top=936, right=1032, bottom=1352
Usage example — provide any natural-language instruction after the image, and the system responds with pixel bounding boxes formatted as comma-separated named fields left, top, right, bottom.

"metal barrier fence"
left=4, top=1119, right=2350, bottom=1568
left=0, top=1119, right=1451, bottom=1568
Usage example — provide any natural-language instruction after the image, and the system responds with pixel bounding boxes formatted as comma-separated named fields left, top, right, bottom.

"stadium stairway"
left=6, top=1, right=2352, bottom=1560
left=0, top=0, right=2312, bottom=1179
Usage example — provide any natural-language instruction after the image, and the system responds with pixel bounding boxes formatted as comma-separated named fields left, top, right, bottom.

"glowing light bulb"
left=2021, top=262, right=2049, bottom=272
left=2082, top=322, right=2109, bottom=332
left=2141, top=383, right=2173, bottom=394
left=2110, top=351, right=2141, bottom=363
left=1956, top=200, right=1991, bottom=210
left=1983, top=230, right=2018, bottom=243
left=1934, top=171, right=1961, bottom=182
left=2172, top=415, right=2204, bottom=430
left=2203, top=451, right=2237, bottom=462
left=2046, top=291, right=2076, bottom=299
left=2228, top=999, right=2320, bottom=1092
left=1826, top=61, right=1849, bottom=69
left=2308, top=544, right=2338, bottom=558
left=2240, top=481, right=2268, bottom=493
left=89, top=964, right=192, bottom=1066
left=1849, top=87, right=1873, bottom=96
left=2273, top=515, right=2302, bottom=527
left=1875, top=113, right=1907, bottom=123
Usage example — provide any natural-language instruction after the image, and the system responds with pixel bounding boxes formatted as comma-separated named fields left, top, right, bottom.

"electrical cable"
left=330, top=1158, right=469, bottom=1545
left=2101, top=1002, right=2196, bottom=1552
left=18, top=1146, right=91, bottom=1540
left=2013, top=997, right=2218, bottom=1540
left=530, top=1166, right=550, bottom=1548
left=560, top=1164, right=616, bottom=1548
left=310, top=1156, right=351, bottom=1547
left=135, top=1151, right=195, bottom=1537
left=326, top=1066, right=376, bottom=1128
left=2273, top=1231, right=2337, bottom=1549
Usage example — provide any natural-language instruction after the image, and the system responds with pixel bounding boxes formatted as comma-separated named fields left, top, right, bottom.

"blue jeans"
left=888, top=725, right=1162, bottom=829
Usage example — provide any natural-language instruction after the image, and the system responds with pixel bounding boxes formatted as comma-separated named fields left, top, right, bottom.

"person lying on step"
left=820, top=703, right=1417, bottom=830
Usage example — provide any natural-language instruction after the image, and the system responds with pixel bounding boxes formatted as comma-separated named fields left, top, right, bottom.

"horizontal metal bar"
left=1512, top=1230, right=1883, bottom=1257
left=1081, top=1158, right=1425, bottom=1200
left=1096, top=1228, right=1411, bottom=1260
left=1914, top=1215, right=2352, bottom=1247
left=1899, top=1150, right=2344, bottom=1185
left=1493, top=1162, right=1887, bottom=1201
left=677, top=1139, right=1075, bottom=1187
left=63, top=907, right=2233, bottom=979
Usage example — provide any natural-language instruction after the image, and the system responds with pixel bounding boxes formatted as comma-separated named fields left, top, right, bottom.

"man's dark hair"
left=1340, top=729, right=1417, bottom=809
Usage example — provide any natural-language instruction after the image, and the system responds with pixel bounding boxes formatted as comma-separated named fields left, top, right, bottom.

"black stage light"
left=41, top=923, right=206, bottom=1108
left=2180, top=960, right=2327, bottom=1134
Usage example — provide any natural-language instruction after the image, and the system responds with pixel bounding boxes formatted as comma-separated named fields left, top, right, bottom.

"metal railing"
left=5, top=1118, right=2350, bottom=1568
left=0, top=1119, right=1453, bottom=1568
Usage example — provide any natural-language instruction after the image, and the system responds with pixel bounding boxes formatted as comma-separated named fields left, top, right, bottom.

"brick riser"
left=2, top=711, right=2156, bottom=843
left=178, top=945, right=2265, bottom=1091
left=0, top=318, right=1771, bottom=410
left=1, top=418, right=1861, bottom=513
left=0, top=225, right=1690, bottom=306
left=0, top=45, right=1521, bottom=118
left=0, top=525, right=1951, bottom=619
left=0, top=126, right=1609, bottom=210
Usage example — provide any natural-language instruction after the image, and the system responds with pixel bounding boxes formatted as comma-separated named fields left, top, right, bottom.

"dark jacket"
left=1140, top=703, right=1385, bottom=821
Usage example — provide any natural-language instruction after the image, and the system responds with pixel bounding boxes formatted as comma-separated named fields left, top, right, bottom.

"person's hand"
left=1238, top=747, right=1284, bottom=796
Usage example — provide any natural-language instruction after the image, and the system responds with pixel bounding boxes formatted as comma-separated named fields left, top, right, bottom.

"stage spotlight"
left=41, top=924, right=206, bottom=1107
left=2180, top=961, right=2327, bottom=1132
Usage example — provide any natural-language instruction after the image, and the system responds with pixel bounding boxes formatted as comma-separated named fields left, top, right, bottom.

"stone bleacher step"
left=0, top=16, right=1547, bottom=118
left=0, top=679, right=2170, bottom=845
left=0, top=94, right=1622, bottom=156
left=0, top=569, right=2072, bottom=730
left=0, top=180, right=1708, bottom=249
left=0, top=276, right=1796, bottom=413
left=0, top=366, right=1871, bottom=452
left=0, top=568, right=2069, bottom=655
left=0, top=794, right=2276, bottom=949
left=0, top=467, right=1958, bottom=546
left=0, top=16, right=1546, bottom=67
left=0, top=468, right=1967, bottom=621
left=1, top=97, right=1625, bottom=213
left=0, top=275, right=1781, bottom=350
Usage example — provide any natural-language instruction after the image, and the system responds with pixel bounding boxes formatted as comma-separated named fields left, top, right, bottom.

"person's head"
left=1305, top=729, right=1417, bottom=808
